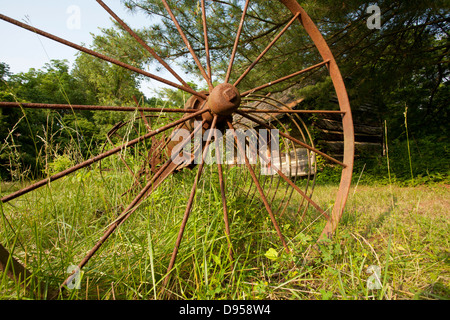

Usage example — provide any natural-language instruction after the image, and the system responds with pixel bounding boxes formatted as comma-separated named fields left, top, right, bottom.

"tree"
left=0, top=60, right=87, bottom=178
left=70, top=24, right=155, bottom=143
left=0, top=62, right=10, bottom=87
left=122, top=0, right=307, bottom=90
left=120, top=0, right=449, bottom=179
left=1, top=1, right=448, bottom=180
left=121, top=0, right=448, bottom=125
left=71, top=24, right=148, bottom=106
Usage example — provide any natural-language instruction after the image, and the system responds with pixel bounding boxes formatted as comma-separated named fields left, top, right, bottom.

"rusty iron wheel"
left=0, top=0, right=354, bottom=298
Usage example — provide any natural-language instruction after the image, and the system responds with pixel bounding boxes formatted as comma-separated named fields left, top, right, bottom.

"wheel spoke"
left=58, top=119, right=206, bottom=292
left=0, top=102, right=200, bottom=113
left=225, top=0, right=250, bottom=83
left=161, top=0, right=213, bottom=90
left=106, top=134, right=142, bottom=188
left=163, top=115, right=219, bottom=290
left=0, top=14, right=206, bottom=100
left=133, top=96, right=153, bottom=133
left=233, top=12, right=300, bottom=87
left=0, top=243, right=57, bottom=298
left=96, top=0, right=190, bottom=87
left=1, top=108, right=209, bottom=204
left=241, top=93, right=344, bottom=114
left=201, top=0, right=213, bottom=86
left=226, top=120, right=289, bottom=253
left=240, top=108, right=345, bottom=114
left=237, top=108, right=325, bottom=218
left=110, top=120, right=207, bottom=228
left=240, top=60, right=331, bottom=96
left=236, top=110, right=347, bottom=167
left=249, top=139, right=330, bottom=220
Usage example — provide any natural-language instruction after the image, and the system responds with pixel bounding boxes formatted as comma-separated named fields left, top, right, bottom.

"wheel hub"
left=208, top=83, right=241, bottom=116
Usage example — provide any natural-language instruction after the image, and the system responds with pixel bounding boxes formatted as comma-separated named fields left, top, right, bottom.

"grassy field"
left=0, top=166, right=448, bottom=300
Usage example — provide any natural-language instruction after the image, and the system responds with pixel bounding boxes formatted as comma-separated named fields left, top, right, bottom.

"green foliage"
left=156, top=81, right=201, bottom=107
left=0, top=49, right=165, bottom=180
left=264, top=248, right=279, bottom=261
left=315, top=159, right=342, bottom=185
left=1, top=1, right=449, bottom=301
left=6, top=60, right=94, bottom=107
left=2, top=174, right=448, bottom=300
left=0, top=60, right=93, bottom=179
left=351, top=130, right=450, bottom=186
left=1, top=1, right=448, bottom=183
left=47, top=154, right=73, bottom=175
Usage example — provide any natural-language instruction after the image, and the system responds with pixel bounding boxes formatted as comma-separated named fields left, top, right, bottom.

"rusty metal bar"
left=1, top=108, right=209, bottom=204
left=0, top=102, right=198, bottom=113
left=133, top=96, right=152, bottom=133
left=225, top=0, right=250, bottom=83
left=241, top=60, right=330, bottom=96
left=250, top=140, right=330, bottom=220
left=227, top=119, right=289, bottom=254
left=0, top=243, right=31, bottom=286
left=95, top=0, right=190, bottom=87
left=58, top=120, right=206, bottom=293
left=201, top=0, right=213, bottom=87
left=236, top=110, right=347, bottom=167
left=239, top=108, right=345, bottom=114
left=113, top=126, right=205, bottom=229
left=240, top=95, right=318, bottom=218
left=163, top=115, right=219, bottom=290
left=0, top=13, right=206, bottom=100
left=233, top=12, right=300, bottom=87
left=0, top=243, right=57, bottom=298
left=280, top=0, right=355, bottom=239
left=106, top=134, right=141, bottom=188
left=161, top=0, right=213, bottom=90
left=239, top=112, right=327, bottom=219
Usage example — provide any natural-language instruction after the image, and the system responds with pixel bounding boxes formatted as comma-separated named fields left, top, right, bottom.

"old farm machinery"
left=0, top=0, right=354, bottom=298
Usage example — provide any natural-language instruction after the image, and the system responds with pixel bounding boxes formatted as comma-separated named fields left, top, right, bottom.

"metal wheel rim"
left=0, top=0, right=354, bottom=298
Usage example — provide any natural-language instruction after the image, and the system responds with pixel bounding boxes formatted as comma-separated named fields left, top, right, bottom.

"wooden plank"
left=270, top=148, right=315, bottom=177
left=319, top=141, right=382, bottom=157
left=314, top=118, right=382, bottom=136
left=316, top=129, right=382, bottom=143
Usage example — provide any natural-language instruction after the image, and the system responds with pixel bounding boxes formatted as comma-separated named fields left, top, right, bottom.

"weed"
left=0, top=160, right=448, bottom=300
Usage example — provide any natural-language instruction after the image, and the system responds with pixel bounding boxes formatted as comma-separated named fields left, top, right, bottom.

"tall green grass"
left=1, top=162, right=448, bottom=299
left=0, top=105, right=448, bottom=299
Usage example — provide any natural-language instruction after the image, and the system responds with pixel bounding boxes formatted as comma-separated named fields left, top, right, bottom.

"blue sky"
left=0, top=0, right=193, bottom=97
